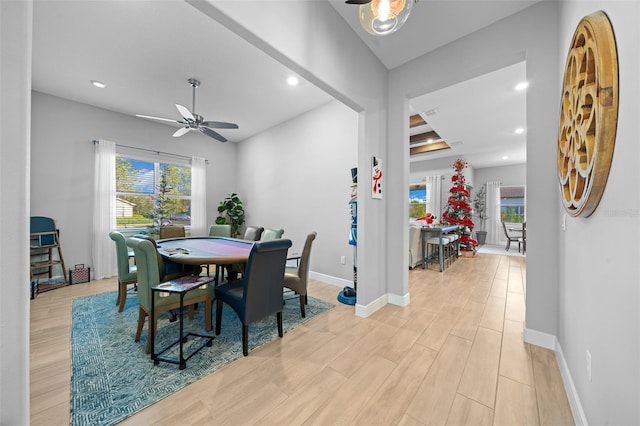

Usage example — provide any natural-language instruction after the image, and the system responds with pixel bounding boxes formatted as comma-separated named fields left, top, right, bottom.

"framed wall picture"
left=371, top=156, right=383, bottom=199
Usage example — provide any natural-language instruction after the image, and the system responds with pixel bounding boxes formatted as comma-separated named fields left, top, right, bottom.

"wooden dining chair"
left=159, top=226, right=185, bottom=239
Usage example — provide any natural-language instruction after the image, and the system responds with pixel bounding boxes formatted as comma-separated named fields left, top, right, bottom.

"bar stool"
left=425, top=236, right=450, bottom=271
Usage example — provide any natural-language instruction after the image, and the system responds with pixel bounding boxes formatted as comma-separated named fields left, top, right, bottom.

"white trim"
left=310, top=271, right=351, bottom=288
left=523, top=327, right=556, bottom=350
left=355, top=293, right=387, bottom=318
left=555, top=343, right=588, bottom=426
left=388, top=292, right=410, bottom=307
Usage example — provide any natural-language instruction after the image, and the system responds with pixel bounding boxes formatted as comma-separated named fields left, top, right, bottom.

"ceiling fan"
left=135, top=78, right=238, bottom=142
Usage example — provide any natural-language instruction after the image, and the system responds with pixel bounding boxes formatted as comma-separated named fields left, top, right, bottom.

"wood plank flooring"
left=30, top=253, right=575, bottom=425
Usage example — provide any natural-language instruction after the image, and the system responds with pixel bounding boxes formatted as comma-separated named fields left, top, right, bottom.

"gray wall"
left=557, top=2, right=639, bottom=424
left=237, top=100, right=357, bottom=283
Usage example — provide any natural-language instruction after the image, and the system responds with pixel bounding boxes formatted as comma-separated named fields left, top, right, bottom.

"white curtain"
left=92, top=139, right=117, bottom=279
left=425, top=175, right=442, bottom=217
left=190, top=156, right=207, bottom=236
left=486, top=180, right=502, bottom=244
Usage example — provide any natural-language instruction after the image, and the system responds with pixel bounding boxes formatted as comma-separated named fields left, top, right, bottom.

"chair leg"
left=277, top=312, right=283, bottom=338
left=505, top=240, right=510, bottom=251
left=242, top=324, right=249, bottom=356
left=116, top=281, right=122, bottom=307
left=299, top=294, right=306, bottom=318
left=118, top=282, right=127, bottom=313
left=135, top=307, right=145, bottom=342
left=215, top=299, right=223, bottom=335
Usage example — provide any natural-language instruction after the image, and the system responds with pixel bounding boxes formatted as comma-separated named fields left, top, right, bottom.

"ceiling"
left=32, top=0, right=537, bottom=167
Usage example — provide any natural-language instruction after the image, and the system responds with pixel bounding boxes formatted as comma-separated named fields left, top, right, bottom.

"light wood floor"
left=30, top=253, right=574, bottom=425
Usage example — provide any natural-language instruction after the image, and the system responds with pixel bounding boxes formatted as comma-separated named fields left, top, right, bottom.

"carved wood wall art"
left=557, top=11, right=618, bottom=217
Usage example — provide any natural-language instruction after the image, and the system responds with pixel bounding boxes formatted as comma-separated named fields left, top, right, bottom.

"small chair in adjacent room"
left=126, top=236, right=212, bottom=353
left=284, top=232, right=316, bottom=317
left=260, top=228, right=284, bottom=241
left=501, top=221, right=522, bottom=252
left=208, top=224, right=232, bottom=238
left=215, top=238, right=292, bottom=356
left=159, top=225, right=186, bottom=240
left=109, top=231, right=138, bottom=312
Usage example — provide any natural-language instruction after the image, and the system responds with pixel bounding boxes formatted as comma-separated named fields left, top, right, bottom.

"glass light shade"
left=359, top=0, right=413, bottom=36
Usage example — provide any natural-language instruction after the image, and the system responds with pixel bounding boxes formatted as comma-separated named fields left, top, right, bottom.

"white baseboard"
left=355, top=293, right=387, bottom=317
left=555, top=342, right=588, bottom=426
left=309, top=271, right=351, bottom=288
left=523, top=327, right=556, bottom=350
left=524, top=328, right=587, bottom=426
left=388, top=292, right=410, bottom=307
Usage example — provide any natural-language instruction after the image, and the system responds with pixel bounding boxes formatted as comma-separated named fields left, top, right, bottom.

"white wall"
left=237, top=100, right=357, bottom=282
left=557, top=2, right=640, bottom=425
left=31, top=91, right=238, bottom=272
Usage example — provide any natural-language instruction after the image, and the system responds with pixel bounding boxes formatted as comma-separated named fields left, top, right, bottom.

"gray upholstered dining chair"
left=242, top=225, right=264, bottom=241
left=284, top=232, right=317, bottom=317
left=109, top=231, right=138, bottom=312
left=214, top=238, right=292, bottom=356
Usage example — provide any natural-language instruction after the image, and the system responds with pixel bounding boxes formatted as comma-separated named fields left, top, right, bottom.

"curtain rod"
left=91, top=140, right=208, bottom=164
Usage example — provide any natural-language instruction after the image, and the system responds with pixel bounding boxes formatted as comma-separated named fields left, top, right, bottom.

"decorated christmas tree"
left=441, top=159, right=477, bottom=252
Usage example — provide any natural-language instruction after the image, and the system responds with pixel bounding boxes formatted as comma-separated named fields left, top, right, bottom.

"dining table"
left=420, top=224, right=459, bottom=272
left=156, top=236, right=254, bottom=284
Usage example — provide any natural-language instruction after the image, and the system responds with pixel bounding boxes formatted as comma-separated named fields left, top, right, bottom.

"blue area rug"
left=70, top=290, right=333, bottom=425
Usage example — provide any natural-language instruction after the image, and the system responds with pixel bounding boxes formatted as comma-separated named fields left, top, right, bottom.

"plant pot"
left=475, top=230, right=487, bottom=246
left=461, top=250, right=476, bottom=258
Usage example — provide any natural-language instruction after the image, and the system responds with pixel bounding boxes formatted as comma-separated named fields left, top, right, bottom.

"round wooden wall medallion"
left=557, top=11, right=618, bottom=217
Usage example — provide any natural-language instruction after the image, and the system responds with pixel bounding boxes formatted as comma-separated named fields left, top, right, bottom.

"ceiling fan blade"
left=135, top=114, right=180, bottom=124
left=175, top=104, right=195, bottom=122
left=345, top=0, right=372, bottom=4
left=201, top=121, right=239, bottom=129
left=200, top=126, right=227, bottom=142
left=172, top=127, right=191, bottom=137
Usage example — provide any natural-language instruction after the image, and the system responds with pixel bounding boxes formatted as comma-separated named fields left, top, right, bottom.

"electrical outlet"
left=586, top=349, right=592, bottom=382
left=340, top=256, right=346, bottom=265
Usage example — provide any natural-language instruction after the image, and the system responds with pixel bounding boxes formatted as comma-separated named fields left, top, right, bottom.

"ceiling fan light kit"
left=350, top=0, right=415, bottom=36
left=135, top=78, right=238, bottom=142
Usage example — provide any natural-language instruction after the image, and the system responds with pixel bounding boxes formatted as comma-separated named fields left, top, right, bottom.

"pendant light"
left=358, top=0, right=413, bottom=36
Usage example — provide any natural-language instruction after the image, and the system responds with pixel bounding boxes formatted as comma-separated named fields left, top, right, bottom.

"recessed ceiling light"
left=286, top=76, right=299, bottom=86
left=502, top=156, right=509, bottom=160
left=91, top=80, right=106, bottom=88
left=515, top=127, right=525, bottom=134
left=515, top=81, right=529, bottom=91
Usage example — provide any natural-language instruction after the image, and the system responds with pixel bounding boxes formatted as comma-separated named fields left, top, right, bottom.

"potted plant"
left=215, top=193, right=245, bottom=238
left=472, top=184, right=488, bottom=245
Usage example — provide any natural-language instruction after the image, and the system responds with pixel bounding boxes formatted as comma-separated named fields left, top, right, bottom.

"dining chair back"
left=126, top=236, right=212, bottom=353
left=109, top=231, right=138, bottom=312
left=284, top=232, right=317, bottom=317
left=261, top=228, right=284, bottom=241
left=208, top=224, right=232, bottom=237
left=159, top=226, right=185, bottom=239
left=214, top=238, right=292, bottom=356
left=242, top=225, right=264, bottom=241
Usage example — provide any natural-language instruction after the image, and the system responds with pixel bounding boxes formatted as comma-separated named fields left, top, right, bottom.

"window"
left=115, top=156, right=192, bottom=229
left=500, top=185, right=525, bottom=223
left=409, top=184, right=427, bottom=219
